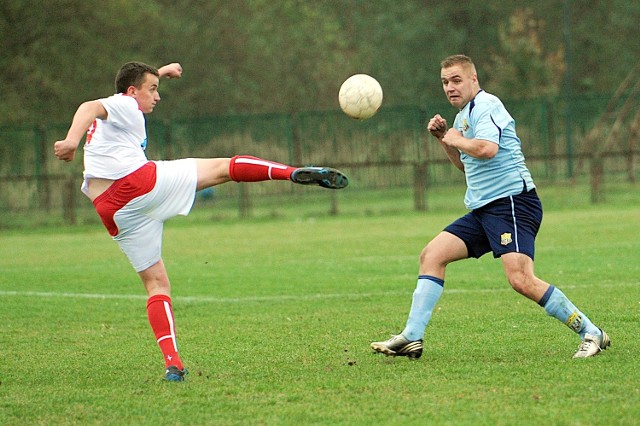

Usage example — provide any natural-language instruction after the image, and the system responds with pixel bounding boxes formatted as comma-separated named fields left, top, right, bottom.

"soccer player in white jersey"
left=371, top=54, right=609, bottom=360
left=54, top=61, right=348, bottom=381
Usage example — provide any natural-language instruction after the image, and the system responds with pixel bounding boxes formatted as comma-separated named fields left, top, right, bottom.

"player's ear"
left=126, top=85, right=137, bottom=96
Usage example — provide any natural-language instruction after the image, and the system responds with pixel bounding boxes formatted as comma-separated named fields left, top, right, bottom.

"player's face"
left=440, top=64, right=478, bottom=109
left=129, top=73, right=161, bottom=114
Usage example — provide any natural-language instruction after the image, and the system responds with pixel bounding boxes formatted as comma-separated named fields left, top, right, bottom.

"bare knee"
left=419, top=232, right=468, bottom=276
left=419, top=243, right=440, bottom=269
left=505, top=270, right=549, bottom=302
left=501, top=253, right=547, bottom=301
left=419, top=242, right=450, bottom=276
left=506, top=271, right=530, bottom=296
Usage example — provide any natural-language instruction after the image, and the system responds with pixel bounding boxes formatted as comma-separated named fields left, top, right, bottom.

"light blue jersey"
left=453, top=90, right=535, bottom=209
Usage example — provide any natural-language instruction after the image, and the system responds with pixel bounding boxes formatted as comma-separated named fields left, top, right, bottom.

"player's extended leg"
left=139, top=259, right=188, bottom=381
left=371, top=231, right=468, bottom=359
left=501, top=252, right=610, bottom=358
left=195, top=156, right=348, bottom=190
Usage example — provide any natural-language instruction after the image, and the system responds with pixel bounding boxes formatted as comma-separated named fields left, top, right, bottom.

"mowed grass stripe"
left=0, top=280, right=636, bottom=304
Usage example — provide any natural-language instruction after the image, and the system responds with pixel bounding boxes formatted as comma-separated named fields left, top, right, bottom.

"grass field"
left=1, top=182, right=639, bottom=425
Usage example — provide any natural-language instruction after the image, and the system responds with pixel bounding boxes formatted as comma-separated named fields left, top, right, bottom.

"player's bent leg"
left=371, top=232, right=465, bottom=359
left=502, top=254, right=611, bottom=358
left=419, top=231, right=468, bottom=277
left=501, top=252, right=548, bottom=302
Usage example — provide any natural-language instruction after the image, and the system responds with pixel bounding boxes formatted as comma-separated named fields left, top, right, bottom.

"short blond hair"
left=440, top=54, right=476, bottom=74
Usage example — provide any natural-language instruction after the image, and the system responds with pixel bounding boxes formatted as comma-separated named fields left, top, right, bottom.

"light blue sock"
left=538, top=285, right=599, bottom=339
left=401, top=275, right=444, bottom=341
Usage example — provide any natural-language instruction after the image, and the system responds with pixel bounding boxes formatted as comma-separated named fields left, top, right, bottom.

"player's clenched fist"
left=427, top=114, right=447, bottom=139
left=54, top=139, right=78, bottom=162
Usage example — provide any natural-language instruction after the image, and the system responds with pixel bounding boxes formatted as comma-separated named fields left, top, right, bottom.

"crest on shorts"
left=500, top=232, right=512, bottom=246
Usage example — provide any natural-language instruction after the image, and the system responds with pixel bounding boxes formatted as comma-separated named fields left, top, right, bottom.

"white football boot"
left=573, top=329, right=611, bottom=358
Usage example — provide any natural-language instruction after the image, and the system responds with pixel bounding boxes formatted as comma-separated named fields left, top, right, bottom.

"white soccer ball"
left=338, top=74, right=383, bottom=120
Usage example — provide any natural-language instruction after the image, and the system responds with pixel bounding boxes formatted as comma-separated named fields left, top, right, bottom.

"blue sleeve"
left=469, top=102, right=503, bottom=145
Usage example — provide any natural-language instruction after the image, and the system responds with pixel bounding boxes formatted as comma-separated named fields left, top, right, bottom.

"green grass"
left=1, top=182, right=639, bottom=425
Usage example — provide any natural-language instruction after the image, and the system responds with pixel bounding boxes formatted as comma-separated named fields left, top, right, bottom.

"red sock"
left=229, top=155, right=296, bottom=182
left=146, top=294, right=184, bottom=370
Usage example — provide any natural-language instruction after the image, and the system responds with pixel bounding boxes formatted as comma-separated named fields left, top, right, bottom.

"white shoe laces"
left=577, top=336, right=601, bottom=353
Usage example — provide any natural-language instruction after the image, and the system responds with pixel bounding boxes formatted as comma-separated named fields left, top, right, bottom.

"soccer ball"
left=338, top=74, right=383, bottom=120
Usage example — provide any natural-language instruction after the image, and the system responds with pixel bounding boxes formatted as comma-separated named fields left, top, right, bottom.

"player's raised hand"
left=54, top=139, right=78, bottom=162
left=427, top=114, right=447, bottom=139
left=159, top=63, right=183, bottom=79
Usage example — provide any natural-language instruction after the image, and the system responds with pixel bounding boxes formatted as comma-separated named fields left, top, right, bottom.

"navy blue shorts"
left=444, top=189, right=543, bottom=260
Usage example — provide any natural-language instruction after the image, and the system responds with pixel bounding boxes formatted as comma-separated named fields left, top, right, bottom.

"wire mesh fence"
left=0, top=97, right=638, bottom=224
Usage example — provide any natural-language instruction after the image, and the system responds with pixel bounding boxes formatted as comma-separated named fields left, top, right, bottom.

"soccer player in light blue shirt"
left=372, top=54, right=609, bottom=359
left=453, top=89, right=535, bottom=209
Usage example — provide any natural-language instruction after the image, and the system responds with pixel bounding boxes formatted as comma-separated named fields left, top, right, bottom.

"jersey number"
left=86, top=120, right=98, bottom=144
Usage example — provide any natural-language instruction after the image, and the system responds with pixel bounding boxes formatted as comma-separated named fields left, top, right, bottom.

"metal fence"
left=0, top=96, right=638, bottom=222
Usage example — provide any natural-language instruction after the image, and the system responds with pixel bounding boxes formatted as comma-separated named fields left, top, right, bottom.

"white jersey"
left=82, top=93, right=149, bottom=194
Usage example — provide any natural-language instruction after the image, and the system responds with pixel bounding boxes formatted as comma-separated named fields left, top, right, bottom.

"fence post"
left=37, top=125, right=51, bottom=211
left=413, top=163, right=427, bottom=211
left=238, top=183, right=251, bottom=219
left=590, top=156, right=604, bottom=203
left=544, top=99, right=557, bottom=179
left=329, top=191, right=339, bottom=216
left=627, top=110, right=639, bottom=184
left=63, top=175, right=77, bottom=224
left=162, top=119, right=173, bottom=160
left=289, top=113, right=302, bottom=166
left=627, top=147, right=636, bottom=184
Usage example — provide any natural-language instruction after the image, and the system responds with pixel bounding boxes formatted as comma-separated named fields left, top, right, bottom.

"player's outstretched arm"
left=158, top=63, right=183, bottom=79
left=54, top=100, right=107, bottom=162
